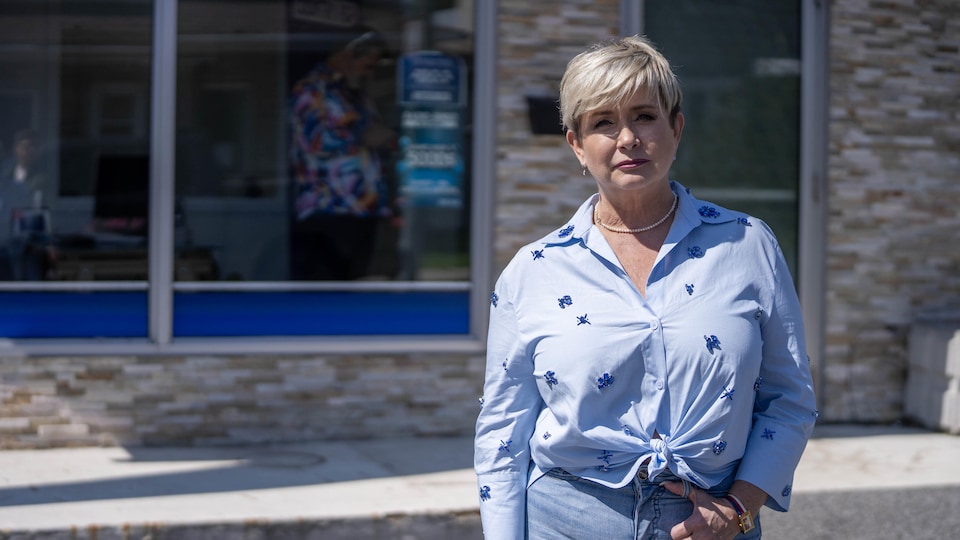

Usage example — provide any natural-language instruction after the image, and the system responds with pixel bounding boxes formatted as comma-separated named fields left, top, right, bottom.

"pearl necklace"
left=594, top=194, right=678, bottom=234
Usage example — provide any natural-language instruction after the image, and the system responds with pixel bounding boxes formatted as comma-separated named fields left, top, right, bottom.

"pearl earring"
left=582, top=166, right=587, bottom=176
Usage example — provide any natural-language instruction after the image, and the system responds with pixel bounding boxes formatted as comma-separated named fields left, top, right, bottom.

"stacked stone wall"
left=824, top=0, right=960, bottom=421
left=494, top=0, right=620, bottom=270
left=0, top=353, right=484, bottom=448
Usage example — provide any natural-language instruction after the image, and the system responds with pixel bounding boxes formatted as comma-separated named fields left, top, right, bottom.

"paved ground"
left=0, top=424, right=958, bottom=538
left=763, top=486, right=960, bottom=539
left=760, top=425, right=960, bottom=539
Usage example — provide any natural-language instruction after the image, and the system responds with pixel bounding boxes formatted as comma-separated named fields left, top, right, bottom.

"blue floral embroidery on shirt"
left=597, top=450, right=613, bottom=472
left=577, top=314, right=591, bottom=326
left=782, top=485, right=792, bottom=497
left=699, top=205, right=720, bottom=218
left=597, top=373, right=614, bottom=389
left=490, top=292, right=498, bottom=307
left=704, top=335, right=722, bottom=353
left=558, top=225, right=575, bottom=238
left=713, top=440, right=727, bottom=455
left=480, top=485, right=491, bottom=501
left=720, top=386, right=735, bottom=401
left=502, top=359, right=507, bottom=371
left=544, top=371, right=558, bottom=388
left=558, top=295, right=573, bottom=309
left=622, top=425, right=633, bottom=437
left=737, top=217, right=752, bottom=226
left=532, top=249, right=545, bottom=260
left=499, top=439, right=512, bottom=452
left=754, top=308, right=763, bottom=320
left=762, top=428, right=776, bottom=440
left=685, top=283, right=695, bottom=295
left=543, top=432, right=552, bottom=440
left=754, top=377, right=763, bottom=391
left=478, top=396, right=484, bottom=408
left=688, top=246, right=705, bottom=258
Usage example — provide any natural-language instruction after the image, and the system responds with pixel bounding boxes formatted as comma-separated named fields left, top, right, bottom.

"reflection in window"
left=175, top=0, right=474, bottom=282
left=0, top=0, right=153, bottom=282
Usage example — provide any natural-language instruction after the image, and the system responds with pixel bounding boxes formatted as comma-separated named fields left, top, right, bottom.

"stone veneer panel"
left=495, top=0, right=621, bottom=270
left=0, top=354, right=484, bottom=448
left=825, top=0, right=960, bottom=421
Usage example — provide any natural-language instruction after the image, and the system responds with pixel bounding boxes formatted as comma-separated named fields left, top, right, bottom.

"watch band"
left=724, top=494, right=756, bottom=534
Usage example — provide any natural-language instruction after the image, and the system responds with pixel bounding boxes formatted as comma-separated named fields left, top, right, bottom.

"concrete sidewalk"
left=0, top=424, right=958, bottom=538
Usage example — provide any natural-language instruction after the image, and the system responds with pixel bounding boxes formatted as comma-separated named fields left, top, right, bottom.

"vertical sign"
left=396, top=51, right=466, bottom=208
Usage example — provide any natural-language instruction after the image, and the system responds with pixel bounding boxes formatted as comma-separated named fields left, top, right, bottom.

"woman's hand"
left=661, top=481, right=747, bottom=539
left=662, top=480, right=766, bottom=539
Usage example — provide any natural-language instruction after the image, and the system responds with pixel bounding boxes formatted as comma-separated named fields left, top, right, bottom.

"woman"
left=474, top=35, right=816, bottom=539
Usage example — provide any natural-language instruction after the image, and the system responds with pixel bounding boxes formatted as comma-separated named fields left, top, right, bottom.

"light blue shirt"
left=474, top=181, right=817, bottom=539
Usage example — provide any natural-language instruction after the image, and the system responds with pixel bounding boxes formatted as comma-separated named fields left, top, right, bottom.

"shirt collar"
left=667, top=181, right=736, bottom=239
left=540, top=194, right=599, bottom=247
left=541, top=181, right=736, bottom=247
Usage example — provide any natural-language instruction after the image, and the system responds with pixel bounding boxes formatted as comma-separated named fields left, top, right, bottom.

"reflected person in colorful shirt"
left=474, top=35, right=817, bottom=539
left=288, top=31, right=396, bottom=280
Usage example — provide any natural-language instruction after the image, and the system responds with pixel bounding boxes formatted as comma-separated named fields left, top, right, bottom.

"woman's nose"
left=618, top=126, right=640, bottom=148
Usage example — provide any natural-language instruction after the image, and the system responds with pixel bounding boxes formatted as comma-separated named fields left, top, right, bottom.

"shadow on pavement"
left=0, top=436, right=474, bottom=507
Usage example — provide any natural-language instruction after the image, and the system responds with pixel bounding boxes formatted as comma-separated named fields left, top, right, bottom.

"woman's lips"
left=615, top=158, right=649, bottom=168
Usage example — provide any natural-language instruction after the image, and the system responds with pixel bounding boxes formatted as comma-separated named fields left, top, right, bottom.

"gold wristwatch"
left=724, top=494, right=755, bottom=534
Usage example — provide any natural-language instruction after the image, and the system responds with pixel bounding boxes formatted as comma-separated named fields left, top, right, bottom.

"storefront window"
left=0, top=1, right=153, bottom=338
left=0, top=0, right=483, bottom=341
left=170, top=0, right=476, bottom=337
left=175, top=0, right=473, bottom=283
left=0, top=0, right=153, bottom=284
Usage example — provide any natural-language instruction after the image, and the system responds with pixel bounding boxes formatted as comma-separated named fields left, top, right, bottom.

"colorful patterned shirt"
left=475, top=181, right=817, bottom=538
left=289, top=63, right=387, bottom=218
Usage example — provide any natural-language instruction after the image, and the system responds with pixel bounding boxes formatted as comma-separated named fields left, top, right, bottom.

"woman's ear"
left=566, top=129, right=584, bottom=162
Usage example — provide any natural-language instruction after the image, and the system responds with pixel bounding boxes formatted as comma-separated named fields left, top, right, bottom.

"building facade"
left=0, top=0, right=957, bottom=449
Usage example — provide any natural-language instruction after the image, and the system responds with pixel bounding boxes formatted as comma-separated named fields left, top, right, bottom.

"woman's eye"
left=592, top=119, right=612, bottom=129
left=635, top=113, right=655, bottom=121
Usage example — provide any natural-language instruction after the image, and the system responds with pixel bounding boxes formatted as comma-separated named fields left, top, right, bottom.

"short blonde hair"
left=559, top=35, right=682, bottom=134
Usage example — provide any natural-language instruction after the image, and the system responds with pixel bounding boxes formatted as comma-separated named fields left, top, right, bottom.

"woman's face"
left=567, top=87, right=683, bottom=196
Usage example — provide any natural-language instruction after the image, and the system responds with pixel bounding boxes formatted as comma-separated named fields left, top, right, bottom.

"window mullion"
left=621, top=0, right=643, bottom=36
left=800, top=0, right=829, bottom=409
left=148, top=0, right=178, bottom=345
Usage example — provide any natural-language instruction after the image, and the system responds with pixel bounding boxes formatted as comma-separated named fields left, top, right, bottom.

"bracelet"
left=724, top=493, right=755, bottom=534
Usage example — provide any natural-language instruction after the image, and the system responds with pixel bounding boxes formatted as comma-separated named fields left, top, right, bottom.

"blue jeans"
left=526, top=468, right=762, bottom=539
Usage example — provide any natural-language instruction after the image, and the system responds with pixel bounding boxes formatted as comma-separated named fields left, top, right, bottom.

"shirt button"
left=656, top=380, right=664, bottom=390
left=651, top=320, right=660, bottom=330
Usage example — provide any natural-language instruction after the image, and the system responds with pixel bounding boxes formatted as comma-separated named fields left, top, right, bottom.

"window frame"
left=2, top=0, right=497, bottom=356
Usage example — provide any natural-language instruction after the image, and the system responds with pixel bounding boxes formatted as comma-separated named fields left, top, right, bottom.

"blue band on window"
left=173, top=290, right=470, bottom=337
left=0, top=290, right=468, bottom=339
left=0, top=292, right=148, bottom=338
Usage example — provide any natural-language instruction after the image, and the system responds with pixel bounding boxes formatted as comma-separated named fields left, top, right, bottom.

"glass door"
left=644, top=0, right=802, bottom=277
